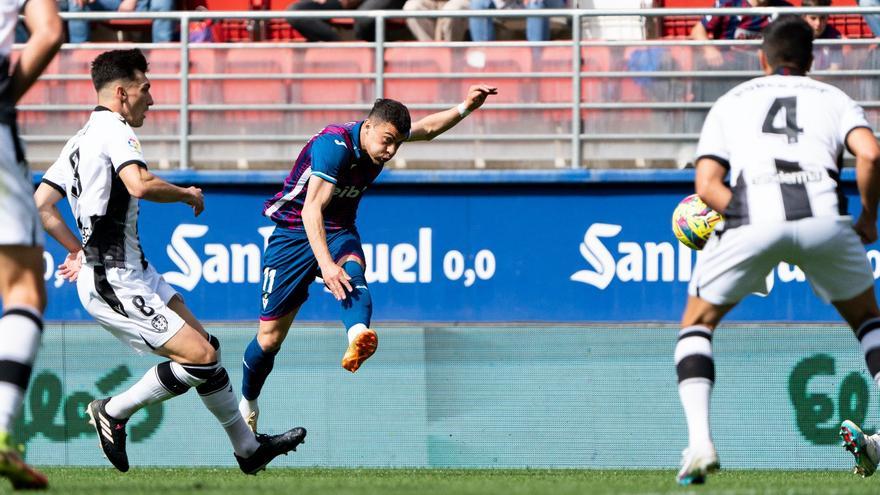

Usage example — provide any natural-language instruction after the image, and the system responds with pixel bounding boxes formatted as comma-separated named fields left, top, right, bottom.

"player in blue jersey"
left=238, top=84, right=497, bottom=430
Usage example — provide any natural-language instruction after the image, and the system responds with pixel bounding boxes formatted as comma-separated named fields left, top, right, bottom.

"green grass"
left=4, top=468, right=878, bottom=495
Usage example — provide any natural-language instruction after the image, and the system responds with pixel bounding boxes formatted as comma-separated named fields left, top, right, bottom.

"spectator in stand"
left=690, top=0, right=792, bottom=67
left=67, top=0, right=175, bottom=42
left=860, top=0, right=880, bottom=37
left=287, top=0, right=406, bottom=42
left=403, top=0, right=469, bottom=41
left=468, top=0, right=566, bottom=42
left=803, top=0, right=842, bottom=71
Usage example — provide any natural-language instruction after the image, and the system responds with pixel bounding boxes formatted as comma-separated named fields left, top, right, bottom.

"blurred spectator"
left=690, top=0, right=792, bottom=67
left=802, top=0, right=842, bottom=71
left=67, top=0, right=175, bottom=42
left=468, top=0, right=566, bottom=42
left=860, top=0, right=880, bottom=37
left=16, top=0, right=67, bottom=42
left=403, top=0, right=468, bottom=41
left=287, top=0, right=406, bottom=42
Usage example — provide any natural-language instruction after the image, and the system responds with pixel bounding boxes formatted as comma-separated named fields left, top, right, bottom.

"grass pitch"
left=9, top=468, right=878, bottom=494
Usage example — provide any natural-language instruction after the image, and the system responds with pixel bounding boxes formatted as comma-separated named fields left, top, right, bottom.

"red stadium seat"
left=295, top=46, right=374, bottom=128
left=383, top=47, right=453, bottom=104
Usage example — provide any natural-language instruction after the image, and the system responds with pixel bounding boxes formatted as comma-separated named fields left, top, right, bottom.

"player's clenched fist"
left=185, top=186, right=204, bottom=217
left=463, top=84, right=498, bottom=113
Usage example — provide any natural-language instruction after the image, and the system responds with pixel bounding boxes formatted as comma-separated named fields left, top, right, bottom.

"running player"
left=0, top=0, right=61, bottom=489
left=32, top=49, right=306, bottom=475
left=675, top=16, right=880, bottom=485
left=238, top=85, right=497, bottom=431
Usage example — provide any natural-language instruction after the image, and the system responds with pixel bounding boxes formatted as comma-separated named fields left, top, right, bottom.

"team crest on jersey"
left=128, top=137, right=141, bottom=154
left=150, top=314, right=168, bottom=332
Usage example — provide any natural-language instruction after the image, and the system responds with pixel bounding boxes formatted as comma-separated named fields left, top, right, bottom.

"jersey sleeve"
left=839, top=94, right=872, bottom=147
left=309, top=133, right=350, bottom=184
left=105, top=121, right=147, bottom=173
left=41, top=158, right=68, bottom=197
left=700, top=0, right=728, bottom=35
left=695, top=99, right=730, bottom=169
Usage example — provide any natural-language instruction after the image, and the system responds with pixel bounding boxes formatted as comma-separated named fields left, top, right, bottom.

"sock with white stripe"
left=857, top=317, right=880, bottom=387
left=675, top=325, right=715, bottom=450
left=105, top=360, right=209, bottom=419
left=196, top=337, right=259, bottom=457
left=0, top=307, right=43, bottom=432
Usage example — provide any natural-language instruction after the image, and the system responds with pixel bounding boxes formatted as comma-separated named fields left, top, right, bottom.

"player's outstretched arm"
left=694, top=157, right=732, bottom=214
left=302, top=175, right=352, bottom=301
left=407, top=84, right=497, bottom=142
left=849, top=127, right=880, bottom=244
left=11, top=0, right=63, bottom=103
left=118, top=165, right=204, bottom=216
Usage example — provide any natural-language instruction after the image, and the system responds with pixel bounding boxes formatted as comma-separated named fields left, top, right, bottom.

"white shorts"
left=0, top=123, right=42, bottom=247
left=77, top=262, right=185, bottom=355
left=689, top=216, right=875, bottom=305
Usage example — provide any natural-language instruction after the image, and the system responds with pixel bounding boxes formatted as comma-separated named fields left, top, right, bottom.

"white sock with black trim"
left=0, top=307, right=42, bottom=432
left=675, top=325, right=715, bottom=451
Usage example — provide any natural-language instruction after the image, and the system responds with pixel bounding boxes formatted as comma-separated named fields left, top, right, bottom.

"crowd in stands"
left=13, top=0, right=880, bottom=44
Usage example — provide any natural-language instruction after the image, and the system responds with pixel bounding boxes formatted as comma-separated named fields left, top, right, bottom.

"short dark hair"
left=90, top=49, right=149, bottom=91
left=801, top=0, right=831, bottom=7
left=761, top=16, right=813, bottom=74
left=367, top=98, right=411, bottom=136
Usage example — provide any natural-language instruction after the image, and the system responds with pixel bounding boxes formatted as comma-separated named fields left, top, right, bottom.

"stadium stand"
left=659, top=0, right=873, bottom=38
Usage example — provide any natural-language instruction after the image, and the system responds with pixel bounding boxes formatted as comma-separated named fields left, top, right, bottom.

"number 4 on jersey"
left=762, top=97, right=803, bottom=144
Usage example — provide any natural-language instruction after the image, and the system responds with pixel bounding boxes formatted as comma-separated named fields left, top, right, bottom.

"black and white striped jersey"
left=0, top=0, right=24, bottom=59
left=52, top=107, right=149, bottom=269
left=695, top=75, right=871, bottom=229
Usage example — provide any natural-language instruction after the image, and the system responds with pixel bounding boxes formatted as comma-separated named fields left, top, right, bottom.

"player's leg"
left=675, top=296, right=734, bottom=485
left=240, top=227, right=316, bottom=431
left=676, top=224, right=780, bottom=485
left=239, top=307, right=300, bottom=432
left=792, top=216, right=880, bottom=477
left=336, top=255, right=377, bottom=373
left=163, top=297, right=309, bottom=475
left=833, top=289, right=880, bottom=478
left=0, top=246, right=49, bottom=489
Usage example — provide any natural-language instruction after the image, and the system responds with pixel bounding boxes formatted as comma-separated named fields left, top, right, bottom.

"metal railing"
left=15, top=6, right=880, bottom=170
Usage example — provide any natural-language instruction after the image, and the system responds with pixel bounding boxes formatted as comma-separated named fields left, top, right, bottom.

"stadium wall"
left=23, top=322, right=873, bottom=469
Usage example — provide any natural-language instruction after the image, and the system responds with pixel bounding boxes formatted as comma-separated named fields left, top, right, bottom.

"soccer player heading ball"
left=238, top=85, right=498, bottom=432
left=675, top=16, right=880, bottom=485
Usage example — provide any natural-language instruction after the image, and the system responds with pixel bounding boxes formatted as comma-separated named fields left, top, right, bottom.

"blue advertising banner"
left=38, top=177, right=878, bottom=322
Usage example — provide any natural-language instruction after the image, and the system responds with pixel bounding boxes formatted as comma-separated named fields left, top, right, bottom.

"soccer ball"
left=671, top=194, right=723, bottom=250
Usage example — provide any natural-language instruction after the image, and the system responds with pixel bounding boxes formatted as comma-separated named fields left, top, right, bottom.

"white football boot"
left=676, top=445, right=720, bottom=485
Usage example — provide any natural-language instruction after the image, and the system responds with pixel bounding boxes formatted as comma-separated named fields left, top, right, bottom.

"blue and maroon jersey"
left=701, top=0, right=792, bottom=40
left=263, top=120, right=382, bottom=231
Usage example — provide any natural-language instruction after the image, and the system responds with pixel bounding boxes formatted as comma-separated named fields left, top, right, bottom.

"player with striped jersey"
left=0, top=0, right=61, bottom=488
left=675, top=17, right=880, bottom=484
left=239, top=86, right=497, bottom=432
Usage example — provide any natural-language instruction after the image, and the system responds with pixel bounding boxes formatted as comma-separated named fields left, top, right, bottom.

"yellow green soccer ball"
left=671, top=194, right=723, bottom=250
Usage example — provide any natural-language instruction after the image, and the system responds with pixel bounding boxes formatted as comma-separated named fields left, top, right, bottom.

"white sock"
left=675, top=326, right=715, bottom=451
left=106, top=364, right=177, bottom=419
left=679, top=379, right=713, bottom=450
left=347, top=323, right=369, bottom=344
left=198, top=369, right=260, bottom=458
left=0, top=307, right=43, bottom=432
